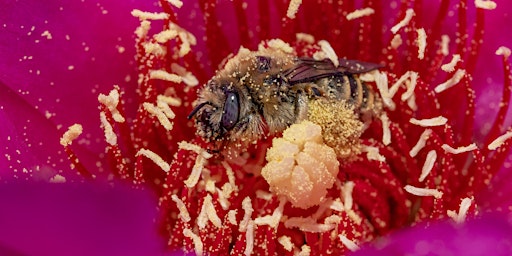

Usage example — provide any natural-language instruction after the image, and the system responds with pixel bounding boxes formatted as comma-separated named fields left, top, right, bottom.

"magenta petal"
left=352, top=214, right=512, bottom=255
left=0, top=0, right=157, bottom=175
left=0, top=181, right=165, bottom=256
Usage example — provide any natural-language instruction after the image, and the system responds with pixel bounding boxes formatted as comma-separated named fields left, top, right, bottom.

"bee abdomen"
left=326, top=74, right=379, bottom=115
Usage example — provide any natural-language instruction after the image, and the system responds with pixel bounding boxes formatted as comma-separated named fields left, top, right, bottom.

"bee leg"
left=295, top=93, right=309, bottom=122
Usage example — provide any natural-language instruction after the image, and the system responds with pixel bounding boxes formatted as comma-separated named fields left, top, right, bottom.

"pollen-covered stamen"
left=98, top=88, right=125, bottom=123
left=416, top=28, right=427, bottom=60
left=410, top=116, right=448, bottom=127
left=339, top=234, right=360, bottom=252
left=447, top=197, right=473, bottom=223
left=404, top=185, right=443, bottom=199
left=442, top=143, right=478, bottom=154
left=496, top=46, right=511, bottom=59
left=391, top=9, right=414, bottom=34
left=167, top=0, right=183, bottom=8
left=409, top=129, right=432, bottom=157
left=389, top=71, right=410, bottom=97
left=342, top=181, right=355, bottom=211
left=375, top=71, right=395, bottom=110
left=380, top=113, right=391, bottom=145
left=284, top=217, right=337, bottom=233
left=143, top=102, right=174, bottom=131
left=244, top=220, right=255, bottom=256
left=149, top=70, right=182, bottom=83
left=197, top=194, right=222, bottom=228
left=171, top=63, right=199, bottom=86
left=171, top=194, right=191, bottom=222
left=419, top=150, right=437, bottom=182
left=286, top=0, right=302, bottom=19
left=254, top=198, right=286, bottom=228
left=441, top=54, right=462, bottom=72
left=401, top=71, right=418, bottom=101
left=278, top=236, right=293, bottom=252
left=488, top=131, right=512, bottom=150
left=100, top=111, right=117, bottom=145
left=60, top=124, right=83, bottom=147
left=239, top=197, right=254, bottom=232
left=183, top=228, right=203, bottom=256
left=346, top=7, right=375, bottom=21
left=136, top=148, right=170, bottom=172
left=131, top=9, right=170, bottom=20
left=317, top=40, right=339, bottom=67
left=441, top=35, right=450, bottom=56
left=362, top=146, right=386, bottom=162
left=434, top=69, right=466, bottom=93
left=475, top=0, right=497, bottom=10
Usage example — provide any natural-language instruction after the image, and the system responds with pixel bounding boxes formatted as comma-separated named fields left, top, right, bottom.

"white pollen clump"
left=410, top=116, right=448, bottom=127
left=261, top=121, right=339, bottom=209
left=98, top=88, right=125, bottom=123
left=391, top=9, right=414, bottom=34
left=346, top=7, right=375, bottom=20
left=435, top=69, right=466, bottom=93
left=298, top=245, right=311, bottom=256
left=441, top=54, right=461, bottom=72
left=60, top=124, right=83, bottom=146
left=442, top=143, right=478, bottom=154
left=318, top=40, right=339, bottom=67
left=261, top=121, right=340, bottom=209
left=263, top=38, right=294, bottom=54
left=286, top=0, right=303, bottom=19
left=488, top=131, right=512, bottom=150
left=136, top=148, right=170, bottom=172
left=362, top=146, right=386, bottom=162
left=296, top=33, right=315, bottom=44
left=419, top=150, right=437, bottom=182
left=496, top=46, right=511, bottom=60
left=475, top=0, right=497, bottom=10
left=447, top=197, right=473, bottom=223
left=404, top=185, right=443, bottom=198
left=339, top=234, right=360, bottom=252
left=416, top=28, right=427, bottom=59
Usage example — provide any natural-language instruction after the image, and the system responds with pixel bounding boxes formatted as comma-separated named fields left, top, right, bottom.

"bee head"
left=188, top=80, right=241, bottom=141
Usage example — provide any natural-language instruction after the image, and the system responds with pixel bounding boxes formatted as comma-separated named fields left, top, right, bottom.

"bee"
left=188, top=48, right=382, bottom=146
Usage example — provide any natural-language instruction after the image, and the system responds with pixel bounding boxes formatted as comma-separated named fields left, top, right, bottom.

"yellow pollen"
left=60, top=124, right=83, bottom=146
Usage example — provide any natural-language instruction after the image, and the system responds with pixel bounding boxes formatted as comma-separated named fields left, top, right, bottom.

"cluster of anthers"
left=59, top=0, right=511, bottom=255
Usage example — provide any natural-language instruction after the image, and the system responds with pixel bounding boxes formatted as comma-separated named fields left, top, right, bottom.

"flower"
left=2, top=0, right=512, bottom=255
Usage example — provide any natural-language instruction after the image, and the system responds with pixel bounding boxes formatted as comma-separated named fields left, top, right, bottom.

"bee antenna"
left=187, top=102, right=210, bottom=119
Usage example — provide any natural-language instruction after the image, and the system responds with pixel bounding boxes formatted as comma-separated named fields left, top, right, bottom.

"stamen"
left=389, top=71, right=410, bottom=97
left=404, top=185, right=443, bottom=198
left=496, top=46, right=511, bottom=60
left=284, top=217, right=336, bottom=233
left=149, top=70, right=182, bottom=83
left=244, top=221, right=255, bottom=256
left=157, top=95, right=182, bottom=107
left=131, top=10, right=170, bottom=20
left=434, top=69, right=466, bottom=93
left=183, top=154, right=206, bottom=188
left=410, top=116, right=448, bottom=127
left=362, top=146, right=386, bottom=162
left=60, top=124, right=83, bottom=146
left=447, top=197, right=473, bottom=223
left=183, top=228, right=203, bottom=256
left=278, top=236, right=293, bottom=252
left=441, top=35, right=450, bottom=56
left=416, top=28, right=427, bottom=60
left=136, top=149, right=170, bottom=172
left=178, top=141, right=212, bottom=159
left=221, top=161, right=238, bottom=191
left=254, top=199, right=286, bottom=228
left=346, top=7, right=375, bottom=21
left=204, top=194, right=222, bottom=228
left=442, top=143, right=478, bottom=154
left=339, top=234, right=360, bottom=252
left=410, top=129, right=432, bottom=157
left=167, top=0, right=183, bottom=8
left=401, top=71, right=418, bottom=101
left=286, top=0, right=303, bottom=19
left=318, top=40, right=339, bottom=67
left=419, top=150, right=437, bottom=182
left=391, top=9, right=414, bottom=34
left=171, top=63, right=199, bottom=86
left=441, top=54, right=461, bottom=72
left=98, top=88, right=125, bottom=123
left=298, top=245, right=311, bottom=256
left=100, top=112, right=117, bottom=145
left=143, top=102, right=174, bottom=131
left=342, top=181, right=355, bottom=211
left=475, top=0, right=497, bottom=10
left=381, top=113, right=391, bottom=145
left=49, top=174, right=66, bottom=183
left=239, top=197, right=254, bottom=232
left=488, top=131, right=512, bottom=150
left=375, top=71, right=395, bottom=110
left=227, top=210, right=237, bottom=225
left=171, top=194, right=191, bottom=222
left=391, top=34, right=403, bottom=49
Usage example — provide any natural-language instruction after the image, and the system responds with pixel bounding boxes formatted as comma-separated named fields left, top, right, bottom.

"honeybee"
left=188, top=48, right=382, bottom=146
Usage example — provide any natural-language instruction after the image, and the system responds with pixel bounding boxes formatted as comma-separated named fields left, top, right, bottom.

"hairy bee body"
left=189, top=48, right=382, bottom=144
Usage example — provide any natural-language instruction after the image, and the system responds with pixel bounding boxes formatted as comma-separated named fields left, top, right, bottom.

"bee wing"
left=284, top=57, right=383, bottom=85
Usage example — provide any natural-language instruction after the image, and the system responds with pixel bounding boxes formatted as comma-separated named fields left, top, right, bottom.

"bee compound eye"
left=221, top=91, right=240, bottom=130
